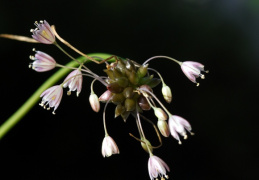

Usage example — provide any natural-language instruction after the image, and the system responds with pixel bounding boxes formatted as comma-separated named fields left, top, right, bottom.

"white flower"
left=63, top=69, right=83, bottom=96
left=101, top=136, right=120, bottom=157
left=181, top=61, right=208, bottom=86
left=168, top=115, right=192, bottom=144
left=29, top=51, right=56, bottom=72
left=148, top=155, right=170, bottom=180
left=39, top=85, right=63, bottom=114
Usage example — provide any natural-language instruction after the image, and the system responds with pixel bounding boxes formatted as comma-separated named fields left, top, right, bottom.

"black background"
left=0, top=0, right=259, bottom=180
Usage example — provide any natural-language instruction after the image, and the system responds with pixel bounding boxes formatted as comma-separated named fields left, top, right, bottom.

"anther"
left=47, top=107, right=50, bottom=110
left=32, top=48, right=36, bottom=51
left=40, top=20, right=43, bottom=23
left=184, top=135, right=188, bottom=139
left=200, top=74, right=205, bottom=79
left=76, top=92, right=80, bottom=97
left=196, top=83, right=200, bottom=87
left=30, top=29, right=34, bottom=32
left=29, top=55, right=35, bottom=60
left=67, top=91, right=71, bottom=96
left=29, top=64, right=32, bottom=68
left=190, top=132, right=195, bottom=136
left=165, top=175, right=169, bottom=179
left=178, top=141, right=182, bottom=145
left=205, top=70, right=209, bottom=73
left=52, top=111, right=56, bottom=115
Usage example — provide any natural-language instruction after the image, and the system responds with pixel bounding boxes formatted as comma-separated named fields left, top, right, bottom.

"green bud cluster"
left=105, top=59, right=161, bottom=121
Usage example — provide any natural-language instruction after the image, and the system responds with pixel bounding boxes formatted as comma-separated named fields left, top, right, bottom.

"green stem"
left=0, top=53, right=113, bottom=140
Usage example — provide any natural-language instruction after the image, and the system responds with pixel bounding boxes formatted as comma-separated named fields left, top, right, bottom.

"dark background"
left=0, top=0, right=258, bottom=179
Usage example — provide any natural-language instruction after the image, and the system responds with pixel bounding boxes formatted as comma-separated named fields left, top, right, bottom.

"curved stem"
left=0, top=53, right=113, bottom=140
left=143, top=55, right=182, bottom=66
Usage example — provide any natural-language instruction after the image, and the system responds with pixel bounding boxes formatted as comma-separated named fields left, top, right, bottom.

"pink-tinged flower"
left=168, top=115, right=192, bottom=144
left=63, top=69, right=83, bottom=96
left=101, top=135, right=120, bottom=157
left=99, top=90, right=112, bottom=102
left=148, top=155, right=170, bottom=180
left=31, top=20, right=55, bottom=44
left=39, top=85, right=63, bottom=114
left=153, top=107, right=168, bottom=121
left=29, top=51, right=56, bottom=72
left=181, top=61, right=208, bottom=86
left=89, top=93, right=100, bottom=112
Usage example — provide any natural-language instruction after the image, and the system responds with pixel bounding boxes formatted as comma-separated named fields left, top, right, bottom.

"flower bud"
left=162, top=85, right=172, bottom=103
left=115, top=104, right=125, bottom=118
left=137, top=64, right=148, bottom=78
left=153, top=107, right=167, bottom=120
left=89, top=93, right=100, bottom=112
left=111, top=93, right=125, bottom=104
left=157, top=120, right=170, bottom=137
left=138, top=95, right=151, bottom=110
left=141, top=138, right=153, bottom=153
left=123, top=87, right=134, bottom=98
left=116, top=77, right=129, bottom=88
left=107, top=82, right=124, bottom=93
left=124, top=98, right=136, bottom=111
left=99, top=90, right=113, bottom=102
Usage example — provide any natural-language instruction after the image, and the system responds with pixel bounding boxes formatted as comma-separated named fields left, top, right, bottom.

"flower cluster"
left=29, top=20, right=208, bottom=180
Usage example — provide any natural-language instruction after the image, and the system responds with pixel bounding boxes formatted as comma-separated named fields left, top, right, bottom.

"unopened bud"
left=124, top=98, right=136, bottom=111
left=157, top=120, right=170, bottom=137
left=99, top=90, right=112, bottom=102
left=162, top=85, right=172, bottom=103
left=137, top=64, right=148, bottom=78
left=138, top=95, right=151, bottom=110
left=141, top=138, right=153, bottom=153
left=89, top=93, right=100, bottom=112
left=153, top=107, right=168, bottom=120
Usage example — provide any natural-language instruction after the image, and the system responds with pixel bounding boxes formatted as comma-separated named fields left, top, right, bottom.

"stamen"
left=29, top=55, right=35, bottom=60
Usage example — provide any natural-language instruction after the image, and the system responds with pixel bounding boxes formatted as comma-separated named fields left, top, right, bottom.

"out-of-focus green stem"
left=0, top=53, right=113, bottom=140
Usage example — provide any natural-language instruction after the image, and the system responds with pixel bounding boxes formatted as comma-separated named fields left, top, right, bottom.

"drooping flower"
left=180, top=61, right=208, bottom=86
left=148, top=155, right=170, bottom=180
left=168, top=115, right=192, bottom=144
left=89, top=93, right=100, bottom=112
left=39, top=85, right=63, bottom=114
left=101, top=135, right=120, bottom=157
left=63, top=69, right=83, bottom=96
left=31, top=20, right=55, bottom=44
left=29, top=51, right=56, bottom=72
